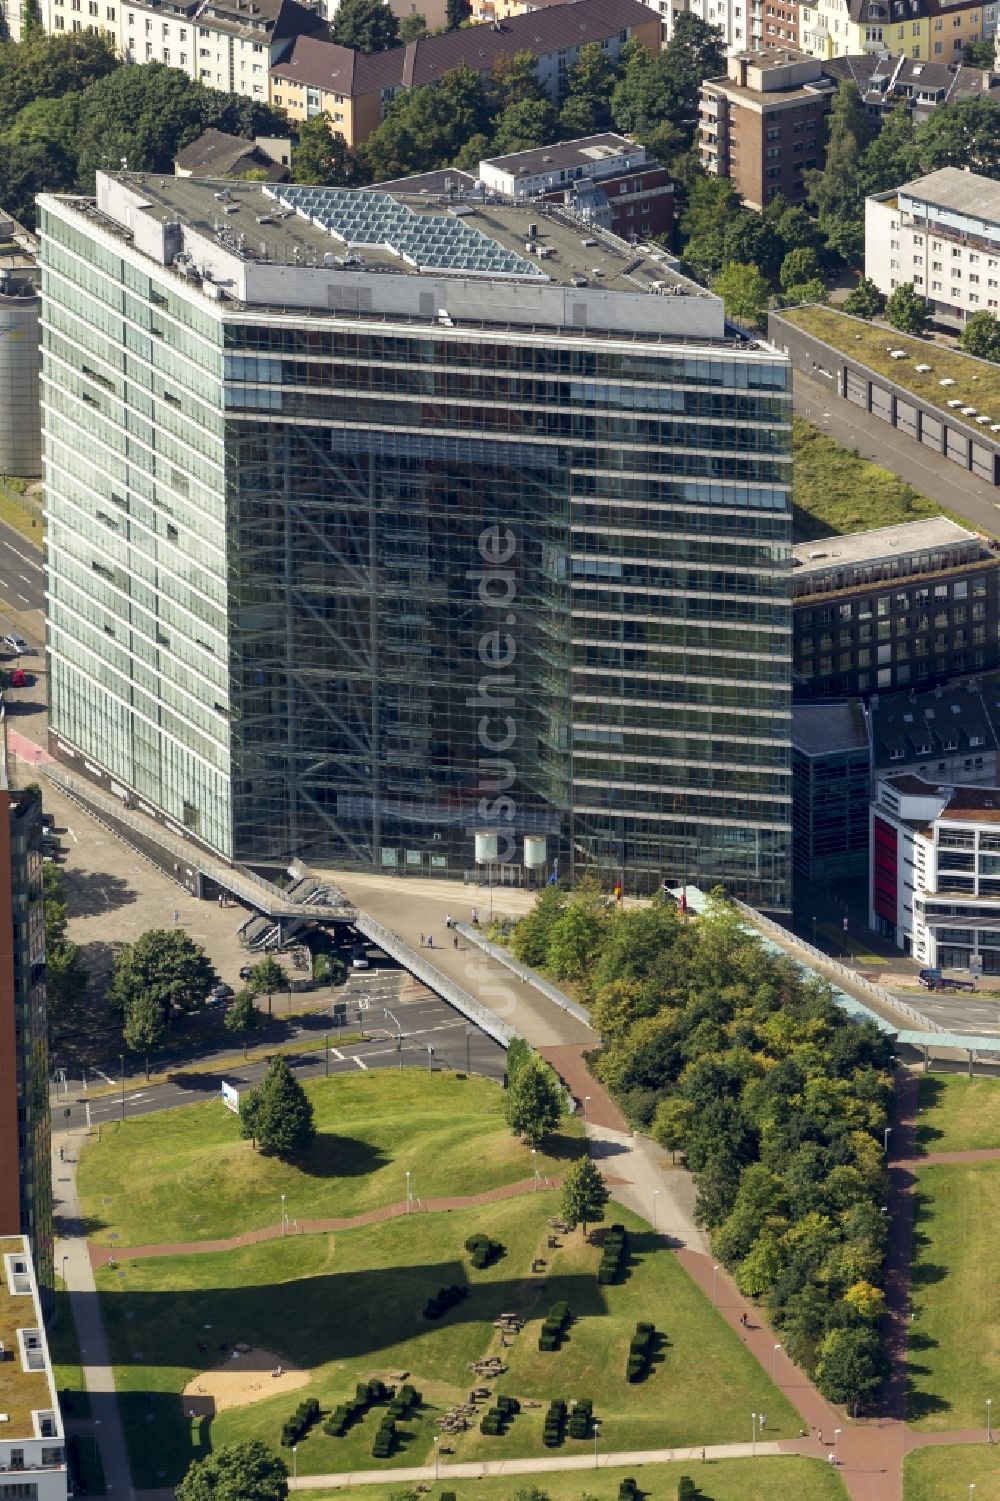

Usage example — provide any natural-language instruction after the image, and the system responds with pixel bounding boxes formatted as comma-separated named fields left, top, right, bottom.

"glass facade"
left=40, top=199, right=792, bottom=907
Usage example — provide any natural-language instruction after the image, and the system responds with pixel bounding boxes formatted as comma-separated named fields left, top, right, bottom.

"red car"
left=10, top=669, right=31, bottom=688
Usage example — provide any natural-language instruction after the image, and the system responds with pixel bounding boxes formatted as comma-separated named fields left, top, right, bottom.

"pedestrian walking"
left=471, top=906, right=479, bottom=925
left=453, top=934, right=459, bottom=949
left=427, top=933, right=433, bottom=949
left=759, top=1413, right=766, bottom=1431
left=173, top=909, right=179, bottom=925
left=419, top=932, right=425, bottom=947
left=445, top=913, right=452, bottom=928
left=59, top=1146, right=64, bottom=1162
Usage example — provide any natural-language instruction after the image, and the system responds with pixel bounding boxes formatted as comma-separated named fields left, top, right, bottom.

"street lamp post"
left=752, top=1412, right=757, bottom=1458
left=466, top=1025, right=472, bottom=1077
left=324, top=1032, right=329, bottom=1077
left=713, top=1263, right=720, bottom=1305
left=434, top=1436, right=440, bottom=1479
left=281, top=1194, right=286, bottom=1236
left=834, top=1428, right=841, bottom=1466
left=406, top=1170, right=411, bottom=1215
left=593, top=1418, right=600, bottom=1470
left=652, top=1190, right=660, bottom=1233
left=988, top=1398, right=993, bottom=1443
left=61, top=1254, right=68, bottom=1287
left=531, top=1148, right=538, bottom=1191
left=884, top=1126, right=892, bottom=1157
left=583, top=1095, right=591, bottom=1121
left=120, top=1054, right=126, bottom=1122
left=292, top=1444, right=297, bottom=1483
left=773, top=1343, right=781, bottom=1382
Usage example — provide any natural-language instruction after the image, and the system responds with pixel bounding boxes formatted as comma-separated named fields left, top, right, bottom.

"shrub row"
left=479, top=1393, right=520, bottom=1436
left=372, top=1415, right=395, bottom=1459
left=465, top=1233, right=504, bottom=1270
left=423, top=1283, right=469, bottom=1320
left=627, top=1321, right=656, bottom=1383
left=568, top=1397, right=594, bottom=1439
left=281, top=1396, right=320, bottom=1446
left=599, top=1223, right=628, bottom=1285
left=387, top=1382, right=420, bottom=1420
left=538, top=1300, right=572, bottom=1351
left=542, top=1397, right=566, bottom=1447
left=323, top=1379, right=389, bottom=1438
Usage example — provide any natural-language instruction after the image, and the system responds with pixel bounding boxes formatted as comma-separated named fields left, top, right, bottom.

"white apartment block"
left=0, top=1238, right=67, bottom=1501
left=42, top=0, right=316, bottom=100
left=867, top=165, right=1000, bottom=325
left=871, top=773, right=1000, bottom=971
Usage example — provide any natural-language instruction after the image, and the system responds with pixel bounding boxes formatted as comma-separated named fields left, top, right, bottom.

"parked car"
left=10, top=669, right=32, bottom=688
left=206, top=982, right=234, bottom=1005
left=3, top=635, right=27, bottom=655
left=239, top=964, right=253, bottom=981
left=351, top=944, right=370, bottom=970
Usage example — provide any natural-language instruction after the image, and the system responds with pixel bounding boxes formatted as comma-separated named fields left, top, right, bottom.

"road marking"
left=351, top=1055, right=368, bottom=1071
left=3, top=542, right=42, bottom=570
left=15, top=594, right=28, bottom=605
left=67, top=826, right=78, bottom=843
left=329, top=1047, right=345, bottom=1060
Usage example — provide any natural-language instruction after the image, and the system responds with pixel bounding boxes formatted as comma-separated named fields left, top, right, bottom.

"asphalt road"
left=51, top=983, right=507, bottom=1129
left=889, top=985, right=1000, bottom=1037
left=793, top=368, right=1000, bottom=535
left=0, top=516, right=44, bottom=614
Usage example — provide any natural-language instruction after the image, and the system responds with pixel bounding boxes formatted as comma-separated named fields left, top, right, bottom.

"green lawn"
left=916, top=1074, right=1000, bottom=1154
left=77, top=1071, right=583, bottom=1246
left=907, top=1160, right=1000, bottom=1427
left=96, top=1198, right=796, bottom=1488
left=905, top=1443, right=1000, bottom=1501
left=47, top=1281, right=91, bottom=1422
left=303, top=1455, right=850, bottom=1501
left=791, top=417, right=949, bottom=542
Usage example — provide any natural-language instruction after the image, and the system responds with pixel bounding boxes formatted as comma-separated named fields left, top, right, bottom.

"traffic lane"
left=0, top=518, right=44, bottom=614
left=895, top=991, right=1000, bottom=1035
left=53, top=1014, right=507, bottom=1129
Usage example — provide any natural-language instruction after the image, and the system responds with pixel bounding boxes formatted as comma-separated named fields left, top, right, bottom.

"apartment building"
left=173, top=126, right=292, bottom=178
left=0, top=1238, right=66, bottom=1501
left=37, top=171, right=792, bottom=905
left=271, top=0, right=662, bottom=148
left=0, top=757, right=51, bottom=1315
left=792, top=516, right=1000, bottom=698
left=868, top=671, right=1000, bottom=785
left=799, top=0, right=993, bottom=59
left=867, top=166, right=1000, bottom=324
left=826, top=52, right=1000, bottom=116
left=870, top=771, right=1000, bottom=967
left=477, top=134, right=674, bottom=242
left=700, top=48, right=836, bottom=209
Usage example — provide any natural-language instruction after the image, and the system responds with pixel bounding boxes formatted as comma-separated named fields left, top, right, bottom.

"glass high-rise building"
left=38, top=174, right=792, bottom=907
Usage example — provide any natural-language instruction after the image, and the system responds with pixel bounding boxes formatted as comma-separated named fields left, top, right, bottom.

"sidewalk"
left=286, top=1439, right=787, bottom=1490
left=53, top=1128, right=136, bottom=1499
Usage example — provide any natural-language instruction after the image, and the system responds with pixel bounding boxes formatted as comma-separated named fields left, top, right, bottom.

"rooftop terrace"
left=0, top=1236, right=55, bottom=1440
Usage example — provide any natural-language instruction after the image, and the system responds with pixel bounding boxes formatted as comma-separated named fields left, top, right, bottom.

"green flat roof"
left=780, top=304, right=1000, bottom=431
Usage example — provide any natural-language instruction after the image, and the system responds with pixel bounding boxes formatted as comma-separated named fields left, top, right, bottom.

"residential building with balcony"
left=867, top=166, right=1000, bottom=325
left=38, top=170, right=793, bottom=906
left=270, top=0, right=662, bottom=149
left=792, top=516, right=1000, bottom=698
left=870, top=771, right=1000, bottom=968
left=0, top=1238, right=66, bottom=1501
left=699, top=48, right=836, bottom=209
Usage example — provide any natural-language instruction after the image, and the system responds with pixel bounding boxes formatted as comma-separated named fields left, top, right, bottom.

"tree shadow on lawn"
left=910, top=1192, right=948, bottom=1289
left=102, top=1264, right=607, bottom=1484
left=915, top=1077, right=945, bottom=1155
left=537, top=1130, right=588, bottom=1164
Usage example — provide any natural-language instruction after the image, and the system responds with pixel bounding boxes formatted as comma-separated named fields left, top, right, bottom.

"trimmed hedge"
left=538, top=1300, right=572, bottom=1351
left=372, top=1415, right=395, bottom=1459
left=677, top=1478, right=697, bottom=1501
left=281, top=1395, right=321, bottom=1446
left=627, top=1321, right=657, bottom=1383
left=567, top=1397, right=594, bottom=1439
left=542, top=1397, right=566, bottom=1447
left=323, top=1378, right=393, bottom=1437
left=465, top=1233, right=505, bottom=1270
left=619, top=1480, right=641, bottom=1501
left=480, top=1393, right=521, bottom=1436
left=387, top=1383, right=421, bottom=1420
left=423, top=1283, right=469, bottom=1320
left=598, top=1224, right=628, bottom=1285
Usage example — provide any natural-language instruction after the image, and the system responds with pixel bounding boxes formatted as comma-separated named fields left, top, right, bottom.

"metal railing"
left=454, top=924, right=592, bottom=1028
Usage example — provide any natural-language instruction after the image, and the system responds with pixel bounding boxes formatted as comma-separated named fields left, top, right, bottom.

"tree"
left=491, top=97, right=559, bottom=154
left=123, top=992, right=165, bottom=1079
left=503, top=1054, right=564, bottom=1144
left=558, top=42, right=619, bottom=137
left=960, top=308, right=1000, bottom=362
left=0, top=30, right=118, bottom=131
left=780, top=277, right=828, bottom=307
left=780, top=246, right=820, bottom=291
left=885, top=281, right=930, bottom=335
left=652, top=1096, right=694, bottom=1163
left=915, top=94, right=1000, bottom=177
left=509, top=884, right=566, bottom=968
left=722, top=214, right=784, bottom=283
left=490, top=50, right=547, bottom=111
left=711, top=262, right=769, bottom=327
left=398, top=12, right=427, bottom=41
left=842, top=276, right=886, bottom=320
left=805, top=82, right=871, bottom=225
left=224, top=987, right=262, bottom=1058
left=106, top=928, right=217, bottom=1028
left=814, top=1324, right=887, bottom=1411
left=177, top=1438, right=288, bottom=1501
left=239, top=1055, right=315, bottom=1157
left=42, top=862, right=69, bottom=947
left=680, top=175, right=742, bottom=280
left=46, top=938, right=88, bottom=1040
left=247, top=955, right=286, bottom=1017
left=842, top=1279, right=885, bottom=1322
left=856, top=103, right=917, bottom=199
left=560, top=1157, right=609, bottom=1238
left=445, top=0, right=468, bottom=25
left=545, top=882, right=609, bottom=983
left=0, top=137, right=73, bottom=227
left=963, top=36, right=995, bottom=67
left=512, top=1489, right=551, bottom=1501
left=361, top=65, right=489, bottom=180
left=331, top=0, right=399, bottom=52
left=656, top=13, right=725, bottom=145
left=20, top=0, right=41, bottom=39
left=292, top=114, right=363, bottom=185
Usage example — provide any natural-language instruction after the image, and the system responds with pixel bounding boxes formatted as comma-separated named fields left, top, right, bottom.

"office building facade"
left=39, top=174, right=792, bottom=905
left=0, top=753, right=52, bottom=1316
